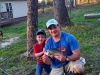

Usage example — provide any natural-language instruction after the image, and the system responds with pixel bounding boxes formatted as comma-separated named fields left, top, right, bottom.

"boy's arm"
left=35, top=51, right=44, bottom=57
left=34, top=45, right=44, bottom=57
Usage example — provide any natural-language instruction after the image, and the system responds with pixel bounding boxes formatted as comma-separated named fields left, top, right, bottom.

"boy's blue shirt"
left=45, top=31, right=80, bottom=68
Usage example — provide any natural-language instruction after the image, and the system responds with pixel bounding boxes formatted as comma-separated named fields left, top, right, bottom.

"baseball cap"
left=36, top=29, right=46, bottom=35
left=46, top=19, right=58, bottom=28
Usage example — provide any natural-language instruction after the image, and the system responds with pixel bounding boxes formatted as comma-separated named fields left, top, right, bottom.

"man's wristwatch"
left=66, top=57, right=69, bottom=61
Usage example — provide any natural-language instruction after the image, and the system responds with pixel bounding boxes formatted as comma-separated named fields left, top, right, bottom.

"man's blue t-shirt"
left=45, top=32, right=80, bottom=68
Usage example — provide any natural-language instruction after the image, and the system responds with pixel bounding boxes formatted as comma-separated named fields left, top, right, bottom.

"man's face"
left=48, top=25, right=60, bottom=37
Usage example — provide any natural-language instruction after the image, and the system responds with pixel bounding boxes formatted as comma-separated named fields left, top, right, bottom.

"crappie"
left=45, top=48, right=66, bottom=58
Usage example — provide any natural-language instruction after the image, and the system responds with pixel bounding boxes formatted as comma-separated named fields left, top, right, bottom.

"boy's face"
left=36, top=34, right=46, bottom=44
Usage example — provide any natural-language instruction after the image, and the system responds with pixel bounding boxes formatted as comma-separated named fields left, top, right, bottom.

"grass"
left=0, top=3, right=100, bottom=75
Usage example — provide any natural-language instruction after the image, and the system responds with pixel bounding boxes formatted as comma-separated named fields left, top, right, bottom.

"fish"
left=44, top=48, right=66, bottom=58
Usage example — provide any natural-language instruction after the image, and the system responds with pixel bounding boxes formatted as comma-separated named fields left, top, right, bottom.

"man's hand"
left=42, top=54, right=52, bottom=65
left=54, top=53, right=66, bottom=62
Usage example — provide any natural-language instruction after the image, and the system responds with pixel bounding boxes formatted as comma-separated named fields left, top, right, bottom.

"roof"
left=1, top=0, right=27, bottom=1
left=1, top=0, right=42, bottom=3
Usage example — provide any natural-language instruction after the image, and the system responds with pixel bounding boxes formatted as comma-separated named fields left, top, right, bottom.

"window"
left=5, top=3, right=12, bottom=12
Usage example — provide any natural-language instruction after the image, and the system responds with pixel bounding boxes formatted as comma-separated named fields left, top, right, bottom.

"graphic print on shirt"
left=57, top=46, right=67, bottom=55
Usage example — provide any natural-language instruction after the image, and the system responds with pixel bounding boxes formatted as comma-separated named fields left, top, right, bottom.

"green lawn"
left=0, top=3, right=100, bottom=75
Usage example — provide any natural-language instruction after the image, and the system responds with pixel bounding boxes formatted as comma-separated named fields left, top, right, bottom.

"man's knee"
left=73, top=64, right=84, bottom=74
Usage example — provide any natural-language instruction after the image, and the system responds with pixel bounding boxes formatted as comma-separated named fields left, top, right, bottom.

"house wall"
left=0, top=1, right=27, bottom=18
left=12, top=1, right=27, bottom=18
left=0, top=2, right=7, bottom=12
left=76, top=0, right=100, bottom=5
left=65, top=0, right=100, bottom=7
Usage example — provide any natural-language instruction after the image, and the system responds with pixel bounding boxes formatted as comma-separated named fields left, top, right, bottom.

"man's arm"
left=68, top=48, right=80, bottom=61
left=54, top=48, right=80, bottom=62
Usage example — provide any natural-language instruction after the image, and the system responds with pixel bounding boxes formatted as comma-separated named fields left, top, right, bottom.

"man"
left=42, top=19, right=85, bottom=75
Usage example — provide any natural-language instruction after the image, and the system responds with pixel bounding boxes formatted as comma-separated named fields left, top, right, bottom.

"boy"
left=34, top=29, right=51, bottom=75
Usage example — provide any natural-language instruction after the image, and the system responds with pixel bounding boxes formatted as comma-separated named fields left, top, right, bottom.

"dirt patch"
left=0, top=37, right=19, bottom=48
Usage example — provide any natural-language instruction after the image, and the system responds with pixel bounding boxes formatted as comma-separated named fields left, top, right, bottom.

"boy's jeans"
left=36, top=64, right=51, bottom=75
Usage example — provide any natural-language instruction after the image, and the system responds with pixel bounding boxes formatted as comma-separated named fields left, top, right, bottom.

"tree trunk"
left=27, top=0, right=38, bottom=57
left=42, top=0, right=45, bottom=13
left=74, top=0, right=77, bottom=7
left=53, top=0, right=72, bottom=27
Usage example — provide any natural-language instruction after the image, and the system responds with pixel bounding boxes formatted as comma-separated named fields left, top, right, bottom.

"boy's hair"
left=36, top=29, right=46, bottom=36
